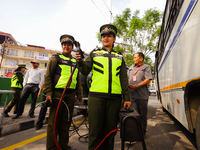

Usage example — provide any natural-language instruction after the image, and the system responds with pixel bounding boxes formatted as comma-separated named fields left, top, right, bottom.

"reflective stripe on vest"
left=54, top=54, right=78, bottom=89
left=90, top=49, right=122, bottom=95
left=11, top=73, right=23, bottom=88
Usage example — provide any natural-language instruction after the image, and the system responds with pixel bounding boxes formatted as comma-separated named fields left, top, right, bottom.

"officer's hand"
left=46, top=96, right=52, bottom=106
left=123, top=101, right=131, bottom=109
left=75, top=52, right=84, bottom=62
left=77, top=98, right=82, bottom=103
left=128, top=84, right=136, bottom=89
left=37, top=92, right=41, bottom=99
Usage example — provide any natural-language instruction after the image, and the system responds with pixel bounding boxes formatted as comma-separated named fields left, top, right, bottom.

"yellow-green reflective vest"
left=11, top=72, right=23, bottom=88
left=53, top=54, right=78, bottom=90
left=89, top=49, right=123, bottom=98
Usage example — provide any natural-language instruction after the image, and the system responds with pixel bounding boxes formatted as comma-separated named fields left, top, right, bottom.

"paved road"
left=0, top=96, right=197, bottom=150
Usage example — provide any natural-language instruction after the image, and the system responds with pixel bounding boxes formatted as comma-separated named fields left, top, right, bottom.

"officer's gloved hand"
left=74, top=41, right=80, bottom=48
left=41, top=100, right=52, bottom=107
left=74, top=41, right=84, bottom=60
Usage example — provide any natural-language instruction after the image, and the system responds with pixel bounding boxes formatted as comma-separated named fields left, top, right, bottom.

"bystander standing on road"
left=128, top=52, right=153, bottom=137
left=75, top=24, right=131, bottom=150
left=12, top=60, right=44, bottom=119
left=4, top=64, right=26, bottom=117
left=43, top=34, right=82, bottom=150
left=35, top=83, right=47, bottom=130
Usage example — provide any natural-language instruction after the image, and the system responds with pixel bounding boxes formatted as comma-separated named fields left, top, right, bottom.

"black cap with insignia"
left=100, top=24, right=117, bottom=37
left=60, top=34, right=75, bottom=46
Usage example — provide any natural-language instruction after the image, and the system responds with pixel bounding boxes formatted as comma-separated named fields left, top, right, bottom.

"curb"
left=0, top=115, right=86, bottom=137
left=0, top=117, right=48, bottom=137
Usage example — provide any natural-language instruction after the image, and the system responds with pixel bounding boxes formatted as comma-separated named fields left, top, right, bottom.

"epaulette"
left=93, top=47, right=103, bottom=52
left=15, top=71, right=22, bottom=74
left=52, top=53, right=61, bottom=57
left=51, top=53, right=61, bottom=59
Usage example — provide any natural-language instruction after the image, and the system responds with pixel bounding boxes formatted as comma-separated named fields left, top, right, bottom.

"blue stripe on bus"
left=158, top=0, right=197, bottom=72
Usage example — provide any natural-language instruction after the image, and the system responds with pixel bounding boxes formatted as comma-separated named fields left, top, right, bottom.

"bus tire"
left=196, top=105, right=200, bottom=150
left=162, top=106, right=167, bottom=112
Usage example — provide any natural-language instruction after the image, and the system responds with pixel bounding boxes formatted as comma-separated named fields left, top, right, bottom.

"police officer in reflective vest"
left=75, top=24, right=131, bottom=150
left=43, top=34, right=82, bottom=150
left=4, top=64, right=26, bottom=117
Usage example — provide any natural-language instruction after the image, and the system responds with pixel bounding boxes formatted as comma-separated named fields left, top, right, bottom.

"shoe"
left=128, top=141, right=137, bottom=145
left=29, top=114, right=35, bottom=118
left=36, top=126, right=42, bottom=130
left=12, top=114, right=19, bottom=119
left=142, top=132, right=146, bottom=139
left=4, top=112, right=9, bottom=117
left=66, top=146, right=77, bottom=150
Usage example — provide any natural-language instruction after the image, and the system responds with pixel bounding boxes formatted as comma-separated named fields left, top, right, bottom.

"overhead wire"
left=91, top=0, right=109, bottom=22
left=101, top=0, right=114, bottom=23
left=102, top=0, right=111, bottom=13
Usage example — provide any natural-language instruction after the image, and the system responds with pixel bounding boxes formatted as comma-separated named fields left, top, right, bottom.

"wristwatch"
left=135, top=84, right=138, bottom=88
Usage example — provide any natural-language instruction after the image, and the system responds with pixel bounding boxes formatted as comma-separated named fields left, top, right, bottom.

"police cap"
left=100, top=24, right=117, bottom=37
left=60, top=34, right=75, bottom=46
left=18, top=64, right=26, bottom=68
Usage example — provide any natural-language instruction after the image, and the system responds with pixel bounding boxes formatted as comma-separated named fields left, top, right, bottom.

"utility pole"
left=110, top=0, right=112, bottom=23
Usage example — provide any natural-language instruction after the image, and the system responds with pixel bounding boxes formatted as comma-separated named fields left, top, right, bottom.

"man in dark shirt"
left=128, top=52, right=153, bottom=136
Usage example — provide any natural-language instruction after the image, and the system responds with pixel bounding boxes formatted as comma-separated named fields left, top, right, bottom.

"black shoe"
left=67, top=146, right=77, bottom=150
left=12, top=114, right=19, bottom=119
left=36, top=126, right=42, bottom=130
left=29, top=114, right=35, bottom=118
left=4, top=112, right=9, bottom=117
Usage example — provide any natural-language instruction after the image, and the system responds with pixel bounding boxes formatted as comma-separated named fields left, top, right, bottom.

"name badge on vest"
left=132, top=75, right=137, bottom=81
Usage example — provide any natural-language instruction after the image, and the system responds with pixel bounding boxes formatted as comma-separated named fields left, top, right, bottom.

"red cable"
left=94, top=128, right=120, bottom=150
left=53, top=65, right=77, bottom=150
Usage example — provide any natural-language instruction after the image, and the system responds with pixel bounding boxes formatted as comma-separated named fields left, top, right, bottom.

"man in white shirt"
left=13, top=59, right=44, bottom=119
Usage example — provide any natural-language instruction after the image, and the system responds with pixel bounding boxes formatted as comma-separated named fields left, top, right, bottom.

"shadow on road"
left=146, top=103, right=197, bottom=150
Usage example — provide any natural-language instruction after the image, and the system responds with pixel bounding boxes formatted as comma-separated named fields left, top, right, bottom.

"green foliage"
left=124, top=54, right=134, bottom=66
left=113, top=45, right=124, bottom=54
left=96, top=8, right=163, bottom=67
left=97, top=32, right=101, bottom=44
left=96, top=8, right=163, bottom=68
left=144, top=56, right=154, bottom=69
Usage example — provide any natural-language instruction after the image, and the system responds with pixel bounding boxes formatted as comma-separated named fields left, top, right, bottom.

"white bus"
left=155, top=0, right=200, bottom=148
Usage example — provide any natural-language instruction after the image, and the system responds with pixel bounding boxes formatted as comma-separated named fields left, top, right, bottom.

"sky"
left=0, top=0, right=166, bottom=53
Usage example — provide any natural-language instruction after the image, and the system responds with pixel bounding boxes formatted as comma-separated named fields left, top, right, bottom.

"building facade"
left=0, top=31, right=61, bottom=77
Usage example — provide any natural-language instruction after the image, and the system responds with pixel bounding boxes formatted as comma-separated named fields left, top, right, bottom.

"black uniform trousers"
left=5, top=88, right=22, bottom=114
left=17, top=84, right=39, bottom=116
left=88, top=96, right=122, bottom=150
left=46, top=91, right=75, bottom=150
left=36, top=94, right=47, bottom=128
left=131, top=98, right=148, bottom=135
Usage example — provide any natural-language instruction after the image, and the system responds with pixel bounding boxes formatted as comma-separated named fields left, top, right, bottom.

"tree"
left=114, top=8, right=162, bottom=56
left=97, top=8, right=162, bottom=67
